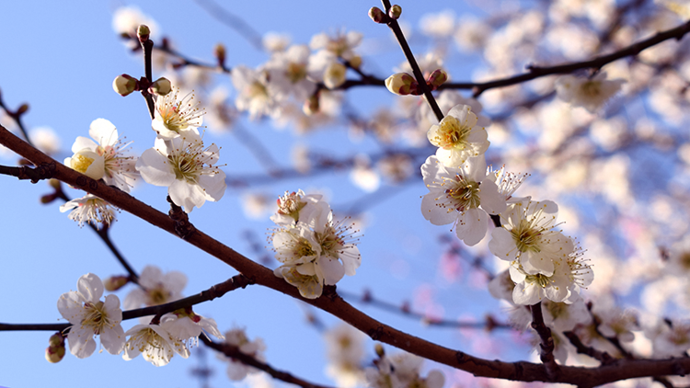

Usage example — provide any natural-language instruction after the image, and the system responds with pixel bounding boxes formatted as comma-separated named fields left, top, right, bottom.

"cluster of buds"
left=112, top=74, right=171, bottom=97
left=45, top=332, right=66, bottom=363
left=385, top=68, right=447, bottom=96
left=368, top=5, right=402, bottom=24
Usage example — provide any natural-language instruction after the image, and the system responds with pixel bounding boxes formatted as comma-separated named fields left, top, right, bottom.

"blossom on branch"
left=217, top=328, right=266, bottom=381
left=135, top=132, right=226, bottom=213
left=421, top=155, right=506, bottom=246
left=123, top=321, right=189, bottom=366
left=152, top=88, right=204, bottom=140
left=427, top=104, right=490, bottom=168
left=63, top=118, right=137, bottom=191
left=124, top=265, right=187, bottom=309
left=57, top=273, right=125, bottom=358
left=59, top=194, right=118, bottom=228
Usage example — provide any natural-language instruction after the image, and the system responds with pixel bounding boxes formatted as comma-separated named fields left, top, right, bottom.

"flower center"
left=81, top=301, right=110, bottom=334
left=581, top=80, right=602, bottom=98
left=287, top=62, right=307, bottom=83
left=293, top=236, right=317, bottom=258
left=434, top=116, right=471, bottom=150
left=525, top=273, right=551, bottom=288
left=248, top=81, right=268, bottom=99
left=72, top=154, right=94, bottom=174
left=147, top=286, right=170, bottom=306
left=445, top=176, right=480, bottom=212
left=511, top=219, right=543, bottom=253
left=130, top=327, right=169, bottom=359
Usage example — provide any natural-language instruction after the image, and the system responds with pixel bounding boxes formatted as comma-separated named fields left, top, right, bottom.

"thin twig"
left=531, top=302, right=559, bottom=378
left=202, top=336, right=334, bottom=388
left=193, top=0, right=264, bottom=52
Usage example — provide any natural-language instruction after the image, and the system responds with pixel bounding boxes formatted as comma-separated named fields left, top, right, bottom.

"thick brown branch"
left=4, top=124, right=690, bottom=386
left=531, top=303, right=559, bottom=377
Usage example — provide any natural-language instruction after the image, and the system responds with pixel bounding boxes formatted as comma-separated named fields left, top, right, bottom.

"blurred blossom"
left=324, top=323, right=366, bottom=388
left=112, top=6, right=159, bottom=38
left=454, top=15, right=491, bottom=52
left=377, top=154, right=413, bottom=184
left=291, top=144, right=311, bottom=173
left=124, top=265, right=187, bottom=310
left=350, top=156, right=380, bottom=192
left=555, top=72, right=625, bottom=113
left=263, top=31, right=291, bottom=53
left=589, top=117, right=627, bottom=151
left=29, top=126, right=60, bottom=155
left=419, top=10, right=456, bottom=38
left=241, top=192, right=275, bottom=220
left=206, top=86, right=237, bottom=133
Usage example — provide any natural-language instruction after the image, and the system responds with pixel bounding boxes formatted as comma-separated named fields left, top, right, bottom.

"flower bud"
left=368, top=7, right=387, bottom=24
left=348, top=55, right=362, bottom=69
left=323, top=62, right=347, bottom=89
left=137, top=25, right=150, bottom=42
left=16, top=103, right=29, bottom=115
left=214, top=43, right=226, bottom=67
left=426, top=69, right=448, bottom=90
left=45, top=333, right=65, bottom=363
left=104, top=275, right=130, bottom=291
left=303, top=94, right=320, bottom=116
left=112, top=74, right=138, bottom=97
left=149, top=77, right=172, bottom=96
left=41, top=193, right=58, bottom=204
left=389, top=5, right=402, bottom=20
left=385, top=72, right=417, bottom=95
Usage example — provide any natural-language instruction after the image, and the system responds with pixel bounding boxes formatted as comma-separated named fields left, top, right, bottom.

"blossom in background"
left=324, top=323, right=366, bottom=388
left=365, top=351, right=445, bottom=388
left=421, top=155, right=506, bottom=246
left=555, top=72, right=625, bottom=113
left=29, top=126, right=61, bottom=155
left=270, top=189, right=331, bottom=230
left=650, top=319, right=690, bottom=358
left=427, top=104, right=490, bottom=167
left=231, top=65, right=285, bottom=120
left=136, top=132, right=226, bottom=213
left=152, top=88, right=204, bottom=140
left=218, top=328, right=266, bottom=381
left=57, top=273, right=125, bottom=358
left=267, top=44, right=317, bottom=101
left=162, top=307, right=225, bottom=346
left=310, top=30, right=362, bottom=61
left=123, top=320, right=189, bottom=366
left=59, top=194, right=118, bottom=228
left=124, top=265, right=187, bottom=309
left=63, top=118, right=137, bottom=191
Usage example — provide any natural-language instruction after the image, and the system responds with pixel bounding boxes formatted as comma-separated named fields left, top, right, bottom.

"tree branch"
left=4, top=124, right=690, bottom=386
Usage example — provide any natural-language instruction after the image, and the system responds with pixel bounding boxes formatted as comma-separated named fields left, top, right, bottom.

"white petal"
left=77, top=273, right=104, bottom=302
left=199, top=171, right=227, bottom=201
left=455, top=209, right=488, bottom=246
left=489, top=227, right=518, bottom=261
left=89, top=118, right=118, bottom=146
left=101, top=324, right=126, bottom=355
left=317, top=256, right=345, bottom=285
left=136, top=148, right=175, bottom=187
left=71, top=136, right=97, bottom=153
left=478, top=179, right=507, bottom=214
left=67, top=330, right=97, bottom=359
left=169, top=179, right=206, bottom=212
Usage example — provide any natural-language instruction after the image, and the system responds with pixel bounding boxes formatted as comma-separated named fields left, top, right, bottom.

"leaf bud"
left=112, top=74, right=138, bottom=97
left=16, top=103, right=29, bottom=115
left=303, top=94, right=320, bottom=116
left=214, top=43, right=226, bottom=67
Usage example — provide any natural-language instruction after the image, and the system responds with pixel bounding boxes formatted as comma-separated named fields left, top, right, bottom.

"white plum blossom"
left=365, top=351, right=445, bottom=388
left=489, top=199, right=572, bottom=276
left=270, top=191, right=361, bottom=299
left=217, top=328, right=266, bottom=381
left=270, top=190, right=331, bottom=230
left=59, top=194, right=118, bottom=228
left=324, top=323, right=366, bottom=388
left=123, top=320, right=189, bottom=366
left=427, top=104, right=490, bottom=167
left=267, top=44, right=317, bottom=101
left=64, top=118, right=137, bottom=191
left=651, top=320, right=690, bottom=358
left=509, top=243, right=592, bottom=305
left=136, top=132, right=226, bottom=213
left=124, top=265, right=187, bottom=309
left=152, top=88, right=204, bottom=140
left=57, top=273, right=125, bottom=358
left=161, top=307, right=225, bottom=347
left=231, top=65, right=285, bottom=120
left=310, top=30, right=362, bottom=61
left=555, top=72, right=625, bottom=113
left=421, top=155, right=506, bottom=246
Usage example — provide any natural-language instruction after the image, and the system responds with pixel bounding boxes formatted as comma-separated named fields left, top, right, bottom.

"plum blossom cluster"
left=420, top=104, right=593, bottom=306
left=269, top=190, right=361, bottom=299
left=216, top=328, right=267, bottom=381
left=58, top=272, right=223, bottom=367
left=61, top=80, right=227, bottom=223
